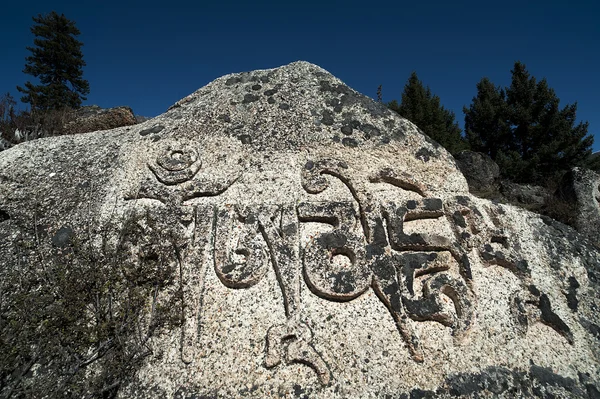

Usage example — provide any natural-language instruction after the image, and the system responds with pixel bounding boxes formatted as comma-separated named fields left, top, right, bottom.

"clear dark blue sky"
left=2, top=0, right=599, bottom=151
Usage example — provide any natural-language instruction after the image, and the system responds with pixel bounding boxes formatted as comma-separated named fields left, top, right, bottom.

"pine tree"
left=17, top=11, right=89, bottom=111
left=463, top=78, right=511, bottom=159
left=464, top=62, right=595, bottom=184
left=389, top=72, right=468, bottom=155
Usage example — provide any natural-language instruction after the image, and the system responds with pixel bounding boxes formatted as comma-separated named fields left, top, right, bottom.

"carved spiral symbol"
left=149, top=145, right=201, bottom=185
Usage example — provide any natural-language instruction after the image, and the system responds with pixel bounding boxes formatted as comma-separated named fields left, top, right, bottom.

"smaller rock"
left=0, top=208, right=9, bottom=222
left=242, top=94, right=259, bottom=104
left=500, top=181, right=548, bottom=207
left=557, top=167, right=600, bottom=245
left=63, top=105, right=138, bottom=134
left=340, top=125, right=353, bottom=135
left=321, top=111, right=334, bottom=126
left=341, top=137, right=358, bottom=147
left=455, top=151, right=500, bottom=193
left=0, top=137, right=12, bottom=151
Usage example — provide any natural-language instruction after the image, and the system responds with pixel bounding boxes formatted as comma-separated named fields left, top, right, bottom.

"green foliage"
left=0, top=210, right=182, bottom=398
left=464, top=62, right=595, bottom=184
left=389, top=72, right=468, bottom=155
left=17, top=11, right=90, bottom=111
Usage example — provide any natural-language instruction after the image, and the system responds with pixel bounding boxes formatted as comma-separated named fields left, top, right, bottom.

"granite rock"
left=0, top=61, right=598, bottom=398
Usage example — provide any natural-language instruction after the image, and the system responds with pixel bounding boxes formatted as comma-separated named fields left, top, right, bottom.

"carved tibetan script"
left=125, top=146, right=484, bottom=385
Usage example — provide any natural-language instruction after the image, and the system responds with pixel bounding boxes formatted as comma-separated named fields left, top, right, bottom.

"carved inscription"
left=180, top=205, right=214, bottom=364
left=213, top=204, right=330, bottom=385
left=125, top=144, right=243, bottom=364
left=476, top=203, right=574, bottom=344
left=129, top=150, right=576, bottom=384
left=299, top=159, right=475, bottom=362
left=214, top=206, right=269, bottom=288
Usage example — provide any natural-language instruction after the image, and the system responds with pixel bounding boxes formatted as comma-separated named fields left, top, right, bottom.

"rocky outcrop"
left=500, top=181, right=549, bottom=207
left=0, top=137, right=11, bottom=151
left=62, top=105, right=138, bottom=134
left=0, top=106, right=140, bottom=152
left=454, top=150, right=500, bottom=193
left=557, top=167, right=600, bottom=245
left=453, top=151, right=548, bottom=210
left=135, top=115, right=150, bottom=123
left=0, top=62, right=598, bottom=398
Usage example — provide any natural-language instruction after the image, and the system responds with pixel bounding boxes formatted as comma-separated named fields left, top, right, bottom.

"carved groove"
left=369, top=168, right=427, bottom=196
left=214, top=207, right=268, bottom=289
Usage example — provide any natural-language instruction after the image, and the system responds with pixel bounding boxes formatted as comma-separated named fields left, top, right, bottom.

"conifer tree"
left=463, top=78, right=511, bottom=159
left=464, top=62, right=594, bottom=183
left=17, top=11, right=89, bottom=111
left=389, top=72, right=467, bottom=155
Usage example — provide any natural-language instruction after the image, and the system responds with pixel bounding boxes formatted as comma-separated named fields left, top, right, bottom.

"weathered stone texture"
left=0, top=62, right=598, bottom=398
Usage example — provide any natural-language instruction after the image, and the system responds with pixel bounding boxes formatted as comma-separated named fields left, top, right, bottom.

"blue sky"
left=1, top=0, right=599, bottom=151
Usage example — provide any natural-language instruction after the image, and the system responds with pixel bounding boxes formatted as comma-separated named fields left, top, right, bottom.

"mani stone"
left=0, top=61, right=598, bottom=398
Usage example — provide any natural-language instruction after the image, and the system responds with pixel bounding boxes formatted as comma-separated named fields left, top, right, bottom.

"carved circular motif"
left=157, top=148, right=197, bottom=171
left=149, top=145, right=202, bottom=185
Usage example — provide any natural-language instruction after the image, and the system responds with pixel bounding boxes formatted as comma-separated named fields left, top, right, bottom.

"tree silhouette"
left=464, top=62, right=595, bottom=183
left=389, top=72, right=467, bottom=155
left=17, top=11, right=90, bottom=111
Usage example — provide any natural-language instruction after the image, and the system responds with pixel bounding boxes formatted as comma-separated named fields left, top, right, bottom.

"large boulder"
left=0, top=62, right=598, bottom=398
left=557, top=167, right=600, bottom=245
left=454, top=150, right=500, bottom=193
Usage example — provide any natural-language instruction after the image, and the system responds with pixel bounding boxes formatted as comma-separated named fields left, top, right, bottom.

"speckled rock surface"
left=0, top=62, right=598, bottom=398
